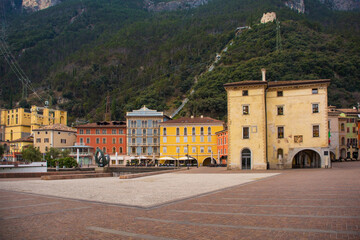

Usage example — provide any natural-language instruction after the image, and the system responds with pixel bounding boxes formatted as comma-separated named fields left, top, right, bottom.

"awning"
left=158, top=156, right=177, bottom=161
left=178, top=156, right=196, bottom=161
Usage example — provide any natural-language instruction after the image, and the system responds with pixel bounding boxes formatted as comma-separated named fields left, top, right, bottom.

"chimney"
left=261, top=68, right=266, bottom=81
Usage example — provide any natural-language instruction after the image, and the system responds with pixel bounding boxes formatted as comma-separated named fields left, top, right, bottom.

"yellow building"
left=6, top=136, right=33, bottom=162
left=0, top=105, right=67, bottom=142
left=159, top=116, right=224, bottom=166
left=225, top=70, right=330, bottom=170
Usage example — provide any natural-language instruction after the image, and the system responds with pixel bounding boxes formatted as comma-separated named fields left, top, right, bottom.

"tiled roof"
left=224, top=79, right=330, bottom=88
left=268, top=79, right=330, bottom=87
left=33, top=124, right=76, bottom=132
left=76, top=121, right=126, bottom=128
left=160, top=117, right=224, bottom=125
left=10, top=136, right=33, bottom=143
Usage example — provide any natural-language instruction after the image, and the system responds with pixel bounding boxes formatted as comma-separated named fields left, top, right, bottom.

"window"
left=341, top=137, right=345, bottom=145
left=96, top=129, right=100, bottom=134
left=58, top=132, right=61, bottom=135
left=44, top=138, right=49, bottom=143
left=154, top=138, right=157, bottom=144
left=242, top=90, right=248, bottom=96
left=96, top=138, right=100, bottom=144
left=224, top=138, right=226, bottom=145
left=80, top=138, right=84, bottom=143
left=200, top=127, right=204, bottom=135
left=132, top=138, right=135, bottom=144
left=192, top=127, right=196, bottom=135
left=119, top=129, right=123, bottom=134
left=347, top=127, right=349, bottom=133
left=208, top=147, right=212, bottom=153
left=353, top=127, right=356, bottom=133
left=163, top=147, right=167, bottom=153
left=208, top=127, right=211, bottom=135
left=184, top=136, right=188, bottom=143
left=79, top=129, right=84, bottom=134
left=312, top=88, right=318, bottom=94
left=312, top=104, right=319, bottom=113
left=112, top=138, right=116, bottom=144
left=341, top=123, right=345, bottom=132
left=132, top=147, right=136, bottom=154
left=176, top=147, right=180, bottom=153
left=208, top=136, right=211, bottom=142
left=103, top=147, right=106, bottom=153
left=154, top=129, right=157, bottom=135
left=119, top=138, right=123, bottom=144
left=45, top=147, right=48, bottom=152
left=86, top=130, right=90, bottom=134
left=132, top=129, right=135, bottom=135
left=112, top=129, right=116, bottom=134
left=192, top=136, right=196, bottom=142
left=277, top=91, right=283, bottom=97
left=143, top=138, right=146, bottom=144
left=143, top=129, right=146, bottom=135
left=277, top=106, right=284, bottom=115
left=243, top=127, right=249, bottom=139
left=119, top=147, right=123, bottom=153
left=176, top=137, right=180, bottom=143
left=224, top=149, right=226, bottom=154
left=192, top=147, right=196, bottom=153
left=103, top=138, right=106, bottom=144
left=163, top=137, right=167, bottom=143
left=184, top=147, right=188, bottom=153
left=36, top=138, right=41, bottom=143
left=200, top=136, right=204, bottom=142
left=102, top=129, right=107, bottom=134
left=153, top=147, right=158, bottom=154
left=278, top=126, right=284, bottom=139
left=200, top=147, right=204, bottom=153
left=277, top=149, right=283, bottom=161
left=313, top=125, right=320, bottom=137
left=176, top=128, right=180, bottom=136
left=242, top=105, right=249, bottom=115
left=142, top=147, right=146, bottom=154
left=184, top=128, right=187, bottom=136
left=86, top=138, right=90, bottom=144
left=113, top=147, right=116, bottom=153
left=163, top=128, right=167, bottom=136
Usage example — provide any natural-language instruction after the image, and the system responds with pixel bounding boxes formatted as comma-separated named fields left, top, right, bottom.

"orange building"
left=76, top=121, right=127, bottom=165
left=216, top=129, right=228, bottom=165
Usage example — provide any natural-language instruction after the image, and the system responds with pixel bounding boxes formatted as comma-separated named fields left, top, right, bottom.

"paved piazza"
left=1, top=162, right=360, bottom=240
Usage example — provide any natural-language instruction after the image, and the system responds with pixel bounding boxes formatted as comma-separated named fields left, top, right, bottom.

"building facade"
left=76, top=121, right=127, bottom=165
left=216, top=129, right=228, bottom=165
left=33, top=124, right=77, bottom=153
left=126, top=106, right=170, bottom=161
left=5, top=136, right=33, bottom=162
left=159, top=116, right=224, bottom=166
left=225, top=73, right=331, bottom=170
left=0, top=106, right=67, bottom=142
left=328, top=106, right=340, bottom=160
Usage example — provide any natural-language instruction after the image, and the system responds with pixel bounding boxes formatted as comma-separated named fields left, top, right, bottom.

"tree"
left=45, top=147, right=61, bottom=161
left=22, top=145, right=42, bottom=163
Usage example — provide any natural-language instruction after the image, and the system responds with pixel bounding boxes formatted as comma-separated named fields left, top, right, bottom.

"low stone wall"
left=41, top=173, right=112, bottom=180
left=107, top=167, right=178, bottom=174
left=119, top=169, right=185, bottom=179
left=0, top=171, right=95, bottom=178
left=0, top=162, right=47, bottom=173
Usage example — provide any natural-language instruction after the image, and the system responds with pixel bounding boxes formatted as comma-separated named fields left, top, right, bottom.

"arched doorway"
left=340, top=148, right=346, bottom=159
left=330, top=152, right=336, bottom=162
left=292, top=150, right=321, bottom=168
left=202, top=157, right=215, bottom=166
left=241, top=148, right=251, bottom=170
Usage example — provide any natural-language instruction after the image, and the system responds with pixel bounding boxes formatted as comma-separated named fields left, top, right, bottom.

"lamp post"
left=187, top=144, right=189, bottom=170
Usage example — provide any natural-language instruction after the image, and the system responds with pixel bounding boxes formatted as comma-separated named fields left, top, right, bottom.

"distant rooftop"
left=76, top=121, right=126, bottom=128
left=160, top=116, right=224, bottom=125
left=126, top=105, right=164, bottom=117
left=224, top=79, right=331, bottom=88
left=33, top=124, right=76, bottom=133
left=10, top=136, right=33, bottom=143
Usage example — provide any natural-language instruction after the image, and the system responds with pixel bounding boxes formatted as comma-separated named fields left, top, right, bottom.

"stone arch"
left=241, top=148, right=251, bottom=170
left=340, top=148, right=346, bottom=159
left=291, top=149, right=321, bottom=168
left=330, top=151, right=336, bottom=161
left=202, top=157, right=216, bottom=166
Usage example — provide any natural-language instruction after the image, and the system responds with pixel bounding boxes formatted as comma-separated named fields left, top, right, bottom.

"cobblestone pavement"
left=1, top=161, right=360, bottom=240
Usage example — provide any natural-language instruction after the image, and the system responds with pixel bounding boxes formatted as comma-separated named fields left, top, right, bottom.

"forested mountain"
left=0, top=0, right=359, bottom=123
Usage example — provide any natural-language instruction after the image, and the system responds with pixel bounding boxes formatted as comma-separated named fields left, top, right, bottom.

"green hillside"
left=1, top=0, right=359, bottom=123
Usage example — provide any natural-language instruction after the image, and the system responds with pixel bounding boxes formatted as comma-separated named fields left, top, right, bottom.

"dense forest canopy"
left=0, top=0, right=359, bottom=123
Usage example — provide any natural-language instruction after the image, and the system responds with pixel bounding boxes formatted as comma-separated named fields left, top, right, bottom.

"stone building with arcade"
left=225, top=69, right=331, bottom=170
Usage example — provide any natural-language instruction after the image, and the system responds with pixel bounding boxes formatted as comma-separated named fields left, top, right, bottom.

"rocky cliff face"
left=144, top=0, right=209, bottom=12
left=285, top=0, right=305, bottom=13
left=22, top=0, right=62, bottom=12
left=285, top=0, right=360, bottom=12
left=318, top=0, right=360, bottom=11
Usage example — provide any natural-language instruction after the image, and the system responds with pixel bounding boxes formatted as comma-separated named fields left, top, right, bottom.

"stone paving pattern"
left=0, top=161, right=359, bottom=239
